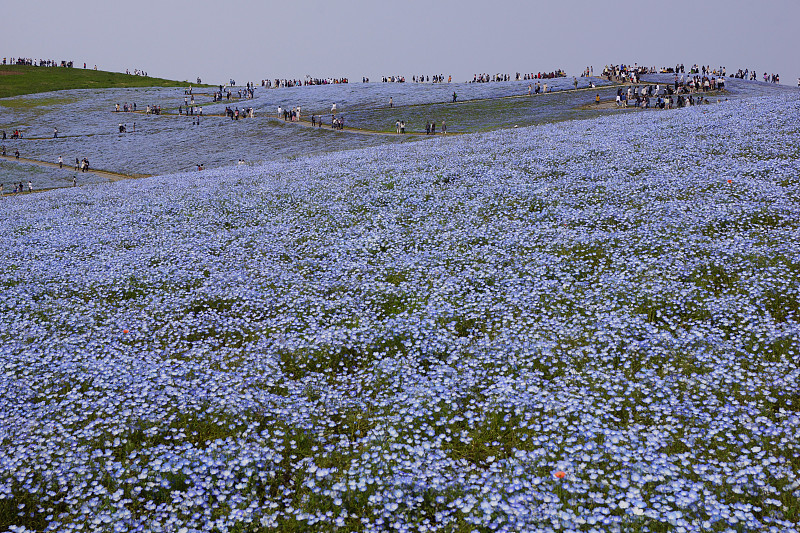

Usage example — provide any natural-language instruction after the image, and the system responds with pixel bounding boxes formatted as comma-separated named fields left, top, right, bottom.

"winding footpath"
left=0, top=153, right=149, bottom=196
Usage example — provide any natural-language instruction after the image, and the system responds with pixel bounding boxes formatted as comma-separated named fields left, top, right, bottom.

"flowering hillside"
left=1, top=95, right=799, bottom=532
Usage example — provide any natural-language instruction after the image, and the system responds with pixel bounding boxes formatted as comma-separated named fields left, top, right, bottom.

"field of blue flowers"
left=1, top=89, right=799, bottom=532
left=0, top=75, right=784, bottom=188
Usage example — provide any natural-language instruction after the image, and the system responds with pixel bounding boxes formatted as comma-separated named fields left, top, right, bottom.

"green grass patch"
left=0, top=65, right=211, bottom=98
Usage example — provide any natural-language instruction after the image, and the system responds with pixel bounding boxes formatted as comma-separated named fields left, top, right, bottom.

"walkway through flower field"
left=0, top=152, right=148, bottom=194
left=132, top=79, right=661, bottom=136
left=0, top=77, right=731, bottom=193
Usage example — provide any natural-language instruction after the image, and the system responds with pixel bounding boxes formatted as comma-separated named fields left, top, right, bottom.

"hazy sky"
left=3, top=0, right=799, bottom=85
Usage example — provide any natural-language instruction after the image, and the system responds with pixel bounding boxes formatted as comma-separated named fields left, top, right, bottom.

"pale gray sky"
left=3, top=0, right=799, bottom=85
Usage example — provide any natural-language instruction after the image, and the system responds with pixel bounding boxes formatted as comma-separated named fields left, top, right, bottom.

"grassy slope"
left=0, top=65, right=211, bottom=98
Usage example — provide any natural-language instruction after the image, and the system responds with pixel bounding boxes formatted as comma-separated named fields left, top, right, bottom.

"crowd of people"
left=210, top=85, right=255, bottom=100
left=424, top=120, right=446, bottom=134
left=2, top=55, right=149, bottom=77
left=179, top=105, right=201, bottom=116
left=602, top=63, right=784, bottom=85
left=229, top=84, right=256, bottom=99
left=224, top=107, right=255, bottom=120
left=611, top=80, right=718, bottom=109
left=278, top=106, right=301, bottom=122
left=212, top=90, right=233, bottom=102
left=0, top=181, right=33, bottom=194
left=262, top=77, right=349, bottom=88
left=471, top=70, right=566, bottom=83
left=3, top=57, right=74, bottom=67
left=412, top=75, right=451, bottom=83
left=114, top=103, right=137, bottom=112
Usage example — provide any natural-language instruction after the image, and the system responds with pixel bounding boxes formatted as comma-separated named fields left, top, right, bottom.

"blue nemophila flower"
left=1, top=86, right=799, bottom=532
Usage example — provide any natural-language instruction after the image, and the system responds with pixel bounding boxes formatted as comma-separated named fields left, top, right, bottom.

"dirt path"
left=0, top=153, right=150, bottom=186
left=124, top=108, right=458, bottom=136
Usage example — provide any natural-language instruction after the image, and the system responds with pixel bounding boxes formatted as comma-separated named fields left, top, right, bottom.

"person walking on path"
left=27, top=181, right=32, bottom=192
left=75, top=157, right=80, bottom=171
left=14, top=149, right=19, bottom=160
left=452, top=92, right=457, bottom=103
left=53, top=127, right=58, bottom=138
left=58, top=155, right=63, bottom=168
left=72, top=176, right=77, bottom=187
left=389, top=96, right=393, bottom=108
left=442, top=120, right=446, bottom=134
